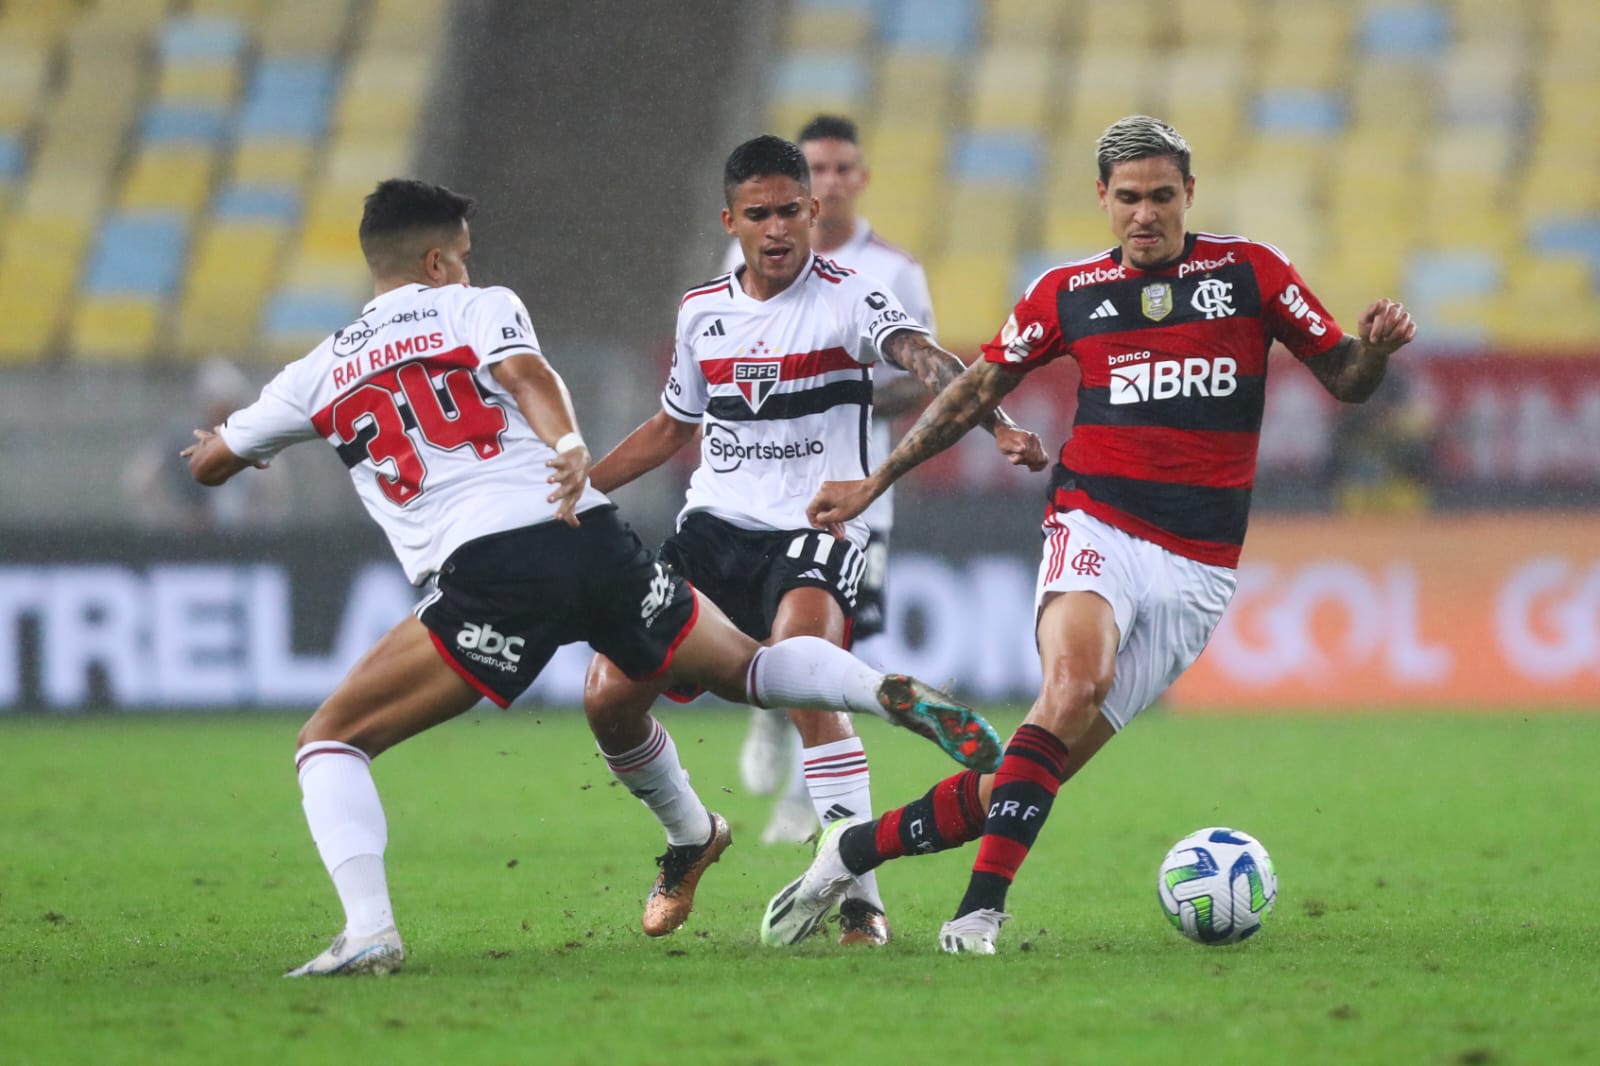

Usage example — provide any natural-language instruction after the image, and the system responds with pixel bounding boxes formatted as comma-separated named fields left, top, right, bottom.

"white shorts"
left=1035, top=510, right=1236, bottom=731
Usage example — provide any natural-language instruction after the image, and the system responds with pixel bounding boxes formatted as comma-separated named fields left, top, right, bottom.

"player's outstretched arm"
left=879, top=329, right=1047, bottom=470
left=1306, top=298, right=1417, bottom=403
left=183, top=428, right=264, bottom=486
left=587, top=410, right=699, bottom=495
left=491, top=353, right=591, bottom=525
left=808, top=359, right=1024, bottom=527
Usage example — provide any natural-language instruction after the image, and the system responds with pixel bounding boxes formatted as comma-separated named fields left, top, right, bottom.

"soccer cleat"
left=837, top=897, right=891, bottom=947
left=284, top=926, right=404, bottom=977
left=938, top=908, right=1011, bottom=955
left=760, top=816, right=860, bottom=946
left=876, top=675, right=1004, bottom=773
left=759, top=794, right=819, bottom=846
left=739, top=706, right=794, bottom=795
left=641, top=811, right=732, bottom=937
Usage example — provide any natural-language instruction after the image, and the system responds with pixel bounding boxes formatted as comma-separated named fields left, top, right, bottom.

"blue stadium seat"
left=214, top=184, right=301, bottom=223
left=1404, top=248, right=1501, bottom=305
left=0, top=132, right=24, bottom=179
left=878, top=0, right=977, bottom=52
left=1254, top=89, right=1346, bottom=135
left=84, top=212, right=189, bottom=297
left=265, top=287, right=355, bottom=338
left=773, top=51, right=869, bottom=102
left=141, top=103, right=230, bottom=144
left=239, top=59, right=337, bottom=139
left=159, top=15, right=247, bottom=62
left=950, top=130, right=1041, bottom=185
left=1360, top=3, right=1451, bottom=59
left=1528, top=216, right=1600, bottom=284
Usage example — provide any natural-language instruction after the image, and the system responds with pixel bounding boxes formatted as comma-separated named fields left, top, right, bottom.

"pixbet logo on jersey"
left=734, top=361, right=780, bottom=413
left=455, top=622, right=523, bottom=671
left=1109, top=354, right=1239, bottom=405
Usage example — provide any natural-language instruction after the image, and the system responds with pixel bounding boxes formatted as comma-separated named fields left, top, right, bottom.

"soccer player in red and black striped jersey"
left=761, top=115, right=1417, bottom=954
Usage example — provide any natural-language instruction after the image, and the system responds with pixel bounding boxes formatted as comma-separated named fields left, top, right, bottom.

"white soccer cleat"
left=739, top=707, right=794, bottom=795
left=284, top=926, right=404, bottom=977
left=760, top=816, right=860, bottom=946
left=938, top=909, right=1011, bottom=955
left=759, top=794, right=819, bottom=846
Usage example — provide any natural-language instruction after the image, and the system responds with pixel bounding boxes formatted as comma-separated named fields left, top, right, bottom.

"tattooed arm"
left=809, top=359, right=1026, bottom=527
left=880, top=328, right=1020, bottom=435
left=1304, top=299, right=1417, bottom=403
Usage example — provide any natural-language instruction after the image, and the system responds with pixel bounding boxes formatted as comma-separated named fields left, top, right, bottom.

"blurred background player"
left=586, top=136, right=1043, bottom=947
left=766, top=115, right=1417, bottom=954
left=722, top=115, right=943, bottom=846
left=183, top=178, right=1003, bottom=975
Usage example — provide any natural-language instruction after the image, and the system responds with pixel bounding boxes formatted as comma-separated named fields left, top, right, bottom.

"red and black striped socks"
left=836, top=768, right=987, bottom=875
left=956, top=723, right=1070, bottom=917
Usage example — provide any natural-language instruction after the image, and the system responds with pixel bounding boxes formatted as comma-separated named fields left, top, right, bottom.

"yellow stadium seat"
left=0, top=46, right=50, bottom=128
left=259, top=0, right=354, bottom=56
left=177, top=224, right=287, bottom=357
left=968, top=47, right=1054, bottom=132
left=927, top=253, right=1013, bottom=348
left=320, top=133, right=413, bottom=188
left=18, top=170, right=108, bottom=217
left=0, top=3, right=76, bottom=48
left=856, top=188, right=942, bottom=261
left=1042, top=206, right=1112, bottom=258
left=862, top=125, right=946, bottom=179
left=783, top=8, right=874, bottom=51
left=1080, top=0, right=1159, bottom=51
left=156, top=64, right=241, bottom=105
left=120, top=147, right=215, bottom=214
left=1256, top=42, right=1343, bottom=91
left=70, top=296, right=163, bottom=361
left=1261, top=0, right=1352, bottom=53
left=1173, top=0, right=1258, bottom=47
left=0, top=293, right=64, bottom=362
left=364, top=0, right=448, bottom=44
left=333, top=65, right=428, bottom=136
left=1348, top=64, right=1434, bottom=129
left=875, top=51, right=958, bottom=126
left=987, top=0, right=1070, bottom=46
left=943, top=183, right=1026, bottom=254
left=230, top=140, right=316, bottom=186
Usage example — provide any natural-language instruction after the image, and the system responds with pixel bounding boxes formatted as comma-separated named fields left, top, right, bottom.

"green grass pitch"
left=4, top=706, right=1598, bottom=1065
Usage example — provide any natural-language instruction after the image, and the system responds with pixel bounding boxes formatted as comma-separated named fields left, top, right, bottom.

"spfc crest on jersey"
left=1141, top=283, right=1173, bottom=322
left=734, top=361, right=781, bottom=413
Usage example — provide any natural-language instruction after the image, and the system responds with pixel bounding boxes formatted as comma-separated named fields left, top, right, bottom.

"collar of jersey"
left=362, top=283, right=435, bottom=317
left=1108, top=233, right=1199, bottom=275
left=732, top=258, right=816, bottom=305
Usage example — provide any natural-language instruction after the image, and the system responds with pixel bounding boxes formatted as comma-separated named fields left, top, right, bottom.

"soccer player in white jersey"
left=722, top=116, right=945, bottom=848
left=584, top=137, right=1048, bottom=947
left=181, top=179, right=1008, bottom=976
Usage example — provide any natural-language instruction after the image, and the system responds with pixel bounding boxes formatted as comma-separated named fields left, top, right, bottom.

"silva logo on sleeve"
left=1109, top=356, right=1238, bottom=405
left=1278, top=283, right=1328, bottom=336
left=456, top=622, right=524, bottom=669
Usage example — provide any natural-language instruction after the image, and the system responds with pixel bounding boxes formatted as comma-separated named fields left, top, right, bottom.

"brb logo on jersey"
left=1108, top=351, right=1238, bottom=406
left=734, top=361, right=781, bottom=413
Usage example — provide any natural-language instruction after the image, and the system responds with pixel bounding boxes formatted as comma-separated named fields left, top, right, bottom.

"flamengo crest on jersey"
left=983, top=233, right=1344, bottom=569
left=665, top=255, right=927, bottom=543
left=217, top=283, right=609, bottom=584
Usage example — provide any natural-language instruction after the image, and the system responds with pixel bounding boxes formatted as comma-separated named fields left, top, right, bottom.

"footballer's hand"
left=546, top=445, right=591, bottom=527
left=1358, top=298, right=1417, bottom=358
left=995, top=424, right=1049, bottom=472
left=808, top=478, right=876, bottom=533
left=182, top=427, right=268, bottom=469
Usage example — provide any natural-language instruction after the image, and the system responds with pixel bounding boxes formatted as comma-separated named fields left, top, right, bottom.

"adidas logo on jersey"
left=1089, top=300, right=1119, bottom=320
left=702, top=319, right=726, bottom=337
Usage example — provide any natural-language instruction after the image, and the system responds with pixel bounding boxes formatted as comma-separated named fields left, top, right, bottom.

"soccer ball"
left=1157, top=827, right=1277, bottom=945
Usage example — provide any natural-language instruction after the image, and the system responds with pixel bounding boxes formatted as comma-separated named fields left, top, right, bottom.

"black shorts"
left=660, top=512, right=866, bottom=642
left=417, top=506, right=697, bottom=707
left=853, top=527, right=889, bottom=641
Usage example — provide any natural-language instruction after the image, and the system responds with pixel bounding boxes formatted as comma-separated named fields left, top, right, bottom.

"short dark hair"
left=358, top=178, right=477, bottom=275
left=797, top=114, right=859, bottom=145
left=722, top=135, right=810, bottom=206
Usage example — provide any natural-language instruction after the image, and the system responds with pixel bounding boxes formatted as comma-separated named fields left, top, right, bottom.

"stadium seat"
left=927, top=253, right=1011, bottom=347
left=239, top=59, right=337, bottom=141
left=985, top=0, right=1068, bottom=46
left=230, top=140, right=316, bottom=187
left=176, top=221, right=286, bottom=357
left=119, top=146, right=215, bottom=215
left=878, top=0, right=979, bottom=52
left=873, top=50, right=959, bottom=127
left=967, top=46, right=1053, bottom=131
left=70, top=296, right=165, bottom=361
left=950, top=130, right=1041, bottom=186
left=84, top=212, right=190, bottom=298
left=943, top=182, right=1025, bottom=254
left=1360, top=3, right=1452, bottom=58
left=257, top=0, right=353, bottom=57
left=141, top=104, right=231, bottom=146
left=783, top=2, right=876, bottom=51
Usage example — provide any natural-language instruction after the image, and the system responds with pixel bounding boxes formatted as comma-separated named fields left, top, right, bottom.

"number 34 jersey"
left=662, top=255, right=927, bottom=547
left=219, top=283, right=609, bottom=584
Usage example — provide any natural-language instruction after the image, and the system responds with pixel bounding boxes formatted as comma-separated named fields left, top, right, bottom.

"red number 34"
left=331, top=361, right=508, bottom=505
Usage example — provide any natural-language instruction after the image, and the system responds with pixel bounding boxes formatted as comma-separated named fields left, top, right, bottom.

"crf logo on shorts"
left=1109, top=356, right=1238, bottom=405
left=457, top=622, right=523, bottom=664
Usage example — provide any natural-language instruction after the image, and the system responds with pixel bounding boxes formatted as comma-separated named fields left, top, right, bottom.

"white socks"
left=802, top=737, right=884, bottom=910
left=747, top=637, right=886, bottom=717
left=296, top=741, right=394, bottom=937
left=601, top=718, right=712, bottom=847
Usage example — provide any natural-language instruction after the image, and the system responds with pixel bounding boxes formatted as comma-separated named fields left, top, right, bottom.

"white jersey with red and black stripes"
left=722, top=219, right=934, bottom=534
left=218, top=282, right=610, bottom=584
left=664, top=254, right=927, bottom=547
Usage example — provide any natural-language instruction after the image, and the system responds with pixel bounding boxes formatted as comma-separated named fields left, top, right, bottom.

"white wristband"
left=553, top=431, right=585, bottom=455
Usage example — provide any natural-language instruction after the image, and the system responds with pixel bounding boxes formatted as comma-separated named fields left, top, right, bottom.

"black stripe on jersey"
left=1052, top=465, right=1251, bottom=545
left=487, top=343, right=537, bottom=357
left=332, top=400, right=421, bottom=468
left=663, top=393, right=699, bottom=421
left=1075, top=377, right=1267, bottom=433
left=1057, top=263, right=1264, bottom=342
left=857, top=367, right=870, bottom=475
left=706, top=378, right=871, bottom=422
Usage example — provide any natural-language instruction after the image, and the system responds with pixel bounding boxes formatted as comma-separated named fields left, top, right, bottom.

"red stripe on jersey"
left=698, top=345, right=857, bottom=384
left=680, top=277, right=732, bottom=307
left=1063, top=425, right=1259, bottom=488
left=1052, top=492, right=1242, bottom=568
left=310, top=345, right=480, bottom=436
left=811, top=257, right=852, bottom=283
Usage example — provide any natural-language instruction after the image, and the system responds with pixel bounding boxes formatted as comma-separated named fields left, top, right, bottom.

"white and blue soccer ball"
left=1157, top=827, right=1277, bottom=945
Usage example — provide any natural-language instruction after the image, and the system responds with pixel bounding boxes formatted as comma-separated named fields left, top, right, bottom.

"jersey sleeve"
left=661, top=313, right=707, bottom=423
left=1255, top=249, right=1343, bottom=361
left=217, top=365, right=320, bottom=463
left=463, top=286, right=542, bottom=368
left=849, top=274, right=928, bottom=364
left=980, top=271, right=1067, bottom=372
